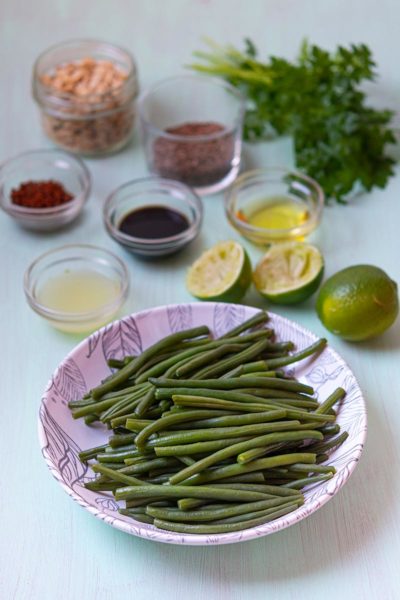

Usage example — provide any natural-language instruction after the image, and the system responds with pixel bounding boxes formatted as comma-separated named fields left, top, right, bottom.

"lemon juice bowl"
left=24, top=244, right=129, bottom=333
left=225, top=168, right=324, bottom=245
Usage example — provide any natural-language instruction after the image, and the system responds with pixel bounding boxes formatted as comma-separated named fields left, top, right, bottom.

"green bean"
left=122, top=457, right=180, bottom=474
left=152, top=437, right=252, bottom=456
left=307, top=431, right=349, bottom=454
left=92, top=326, right=210, bottom=399
left=71, top=396, right=121, bottom=419
left=315, top=387, right=346, bottom=414
left=135, top=345, right=215, bottom=384
left=109, top=433, right=138, bottom=448
left=265, top=338, right=327, bottom=369
left=211, top=501, right=301, bottom=524
left=237, top=445, right=282, bottom=464
left=150, top=377, right=314, bottom=395
left=285, top=409, right=335, bottom=423
left=179, top=453, right=316, bottom=486
left=84, top=414, right=98, bottom=425
left=114, top=483, right=271, bottom=503
left=107, top=358, right=126, bottom=369
left=147, top=496, right=298, bottom=522
left=134, top=409, right=244, bottom=450
left=79, top=444, right=109, bottom=462
left=92, top=464, right=144, bottom=486
left=97, top=451, right=135, bottom=464
left=194, top=339, right=273, bottom=379
left=216, top=473, right=266, bottom=484
left=85, top=481, right=121, bottom=492
left=283, top=473, right=334, bottom=489
left=319, top=423, right=341, bottom=436
left=153, top=503, right=298, bottom=534
left=177, top=456, right=196, bottom=466
left=219, top=311, right=269, bottom=338
left=135, top=388, right=156, bottom=417
left=240, top=388, right=314, bottom=400
left=168, top=410, right=287, bottom=430
left=175, top=343, right=248, bottom=378
left=168, top=433, right=321, bottom=484
left=288, top=463, right=336, bottom=474
left=171, top=395, right=280, bottom=413
left=206, top=483, right=302, bottom=495
left=154, top=419, right=303, bottom=447
left=177, top=480, right=299, bottom=510
left=118, top=509, right=154, bottom=525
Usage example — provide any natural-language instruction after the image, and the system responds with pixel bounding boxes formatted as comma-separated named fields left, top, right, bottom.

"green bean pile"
left=70, top=311, right=349, bottom=535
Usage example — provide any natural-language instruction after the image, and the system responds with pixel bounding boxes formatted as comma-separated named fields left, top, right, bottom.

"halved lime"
left=186, top=240, right=252, bottom=303
left=253, top=241, right=324, bottom=304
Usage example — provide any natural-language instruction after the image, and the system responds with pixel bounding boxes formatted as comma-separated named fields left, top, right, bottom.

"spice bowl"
left=137, top=75, right=244, bottom=195
left=24, top=244, right=129, bottom=333
left=103, top=177, right=203, bottom=258
left=225, top=168, right=324, bottom=245
left=0, top=149, right=91, bottom=231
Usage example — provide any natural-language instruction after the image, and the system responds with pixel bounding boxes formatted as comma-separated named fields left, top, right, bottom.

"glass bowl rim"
left=137, top=74, right=245, bottom=142
left=225, top=167, right=324, bottom=236
left=103, top=176, right=203, bottom=247
left=24, top=243, right=129, bottom=322
left=0, top=148, right=91, bottom=216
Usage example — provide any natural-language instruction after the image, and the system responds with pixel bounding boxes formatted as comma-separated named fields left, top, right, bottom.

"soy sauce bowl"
left=103, top=177, right=203, bottom=257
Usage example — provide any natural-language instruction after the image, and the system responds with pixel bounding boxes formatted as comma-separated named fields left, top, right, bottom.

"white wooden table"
left=1, top=1, right=399, bottom=598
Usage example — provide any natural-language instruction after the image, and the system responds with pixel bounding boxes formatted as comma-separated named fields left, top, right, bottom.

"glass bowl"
left=32, top=39, right=139, bottom=156
left=0, top=149, right=91, bottom=231
left=24, top=244, right=129, bottom=333
left=103, top=177, right=203, bottom=258
left=225, top=168, right=324, bottom=245
left=137, top=75, right=244, bottom=195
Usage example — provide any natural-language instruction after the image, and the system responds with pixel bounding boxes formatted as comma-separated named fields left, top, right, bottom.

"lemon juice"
left=37, top=269, right=121, bottom=333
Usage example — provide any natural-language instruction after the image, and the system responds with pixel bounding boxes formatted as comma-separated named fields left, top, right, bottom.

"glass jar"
left=32, top=39, right=139, bottom=156
left=137, top=75, right=244, bottom=196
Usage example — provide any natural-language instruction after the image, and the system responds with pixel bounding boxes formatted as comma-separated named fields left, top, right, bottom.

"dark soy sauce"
left=118, top=206, right=190, bottom=239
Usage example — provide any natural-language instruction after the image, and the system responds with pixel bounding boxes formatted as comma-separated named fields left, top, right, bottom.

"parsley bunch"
left=190, top=39, right=396, bottom=202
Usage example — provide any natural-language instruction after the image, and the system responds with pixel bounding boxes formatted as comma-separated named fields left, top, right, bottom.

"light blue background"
left=1, top=1, right=399, bottom=599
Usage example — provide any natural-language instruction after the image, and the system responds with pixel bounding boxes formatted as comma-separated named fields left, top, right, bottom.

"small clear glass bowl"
left=225, top=168, right=324, bottom=245
left=137, top=75, right=244, bottom=196
left=103, top=177, right=203, bottom=258
left=0, top=149, right=91, bottom=231
left=24, top=244, right=129, bottom=333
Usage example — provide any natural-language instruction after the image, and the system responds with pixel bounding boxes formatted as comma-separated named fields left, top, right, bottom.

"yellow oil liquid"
left=244, top=196, right=309, bottom=230
left=37, top=270, right=121, bottom=333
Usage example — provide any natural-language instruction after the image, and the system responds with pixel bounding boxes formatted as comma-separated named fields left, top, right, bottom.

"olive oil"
left=241, top=195, right=309, bottom=230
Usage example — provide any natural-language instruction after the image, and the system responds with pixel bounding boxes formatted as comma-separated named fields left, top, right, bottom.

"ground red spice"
left=11, top=180, right=73, bottom=208
left=152, top=121, right=235, bottom=188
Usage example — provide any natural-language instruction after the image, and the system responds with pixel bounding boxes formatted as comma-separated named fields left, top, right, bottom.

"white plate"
left=39, top=302, right=367, bottom=546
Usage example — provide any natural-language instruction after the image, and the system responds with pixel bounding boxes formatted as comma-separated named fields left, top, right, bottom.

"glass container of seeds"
left=137, top=75, right=245, bottom=196
left=32, top=39, right=139, bottom=156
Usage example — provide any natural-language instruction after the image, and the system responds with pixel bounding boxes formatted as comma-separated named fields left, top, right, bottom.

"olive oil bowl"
left=24, top=244, right=129, bottom=333
left=225, top=168, right=324, bottom=245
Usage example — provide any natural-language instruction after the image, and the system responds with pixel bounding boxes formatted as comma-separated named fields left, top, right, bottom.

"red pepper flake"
left=11, top=180, right=74, bottom=209
left=236, top=209, right=248, bottom=223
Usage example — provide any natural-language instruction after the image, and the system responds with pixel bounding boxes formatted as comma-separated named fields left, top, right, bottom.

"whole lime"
left=316, top=265, right=399, bottom=341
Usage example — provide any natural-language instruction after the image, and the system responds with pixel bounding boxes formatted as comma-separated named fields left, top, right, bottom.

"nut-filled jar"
left=32, top=39, right=139, bottom=156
